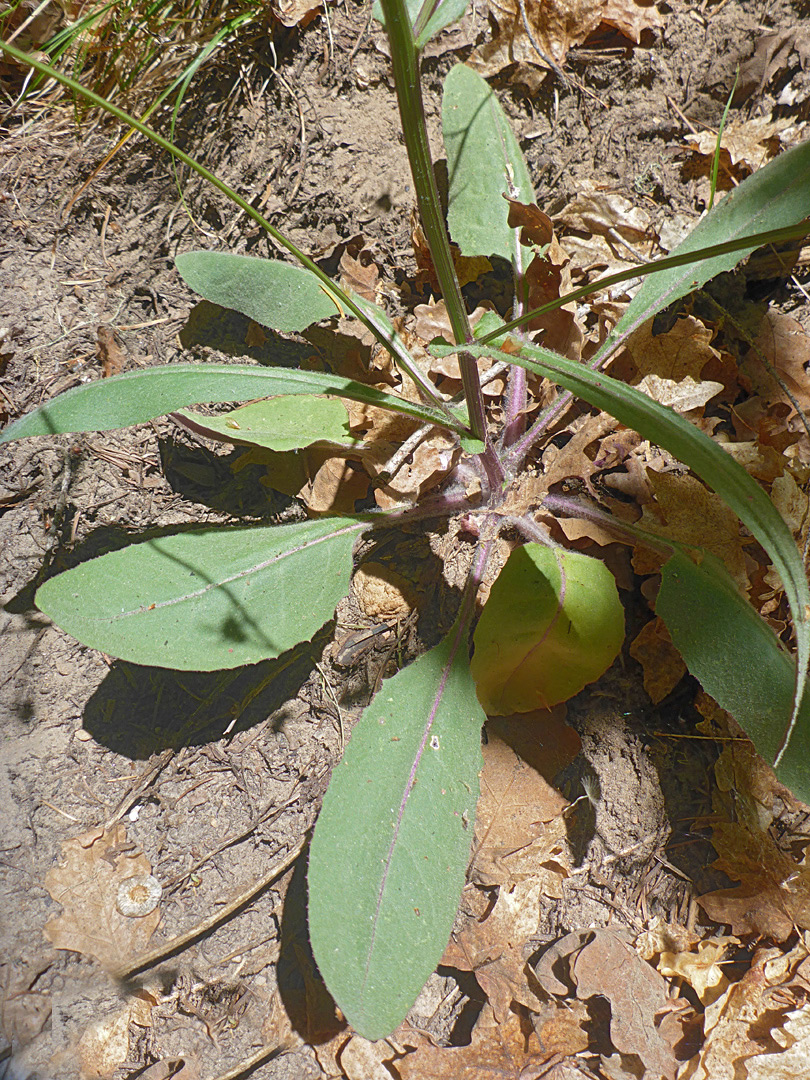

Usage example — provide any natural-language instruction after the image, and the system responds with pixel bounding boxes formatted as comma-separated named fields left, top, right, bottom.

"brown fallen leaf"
left=44, top=824, right=161, bottom=968
left=678, top=942, right=810, bottom=1079
left=96, top=325, right=126, bottom=377
left=657, top=936, right=736, bottom=1007
left=573, top=931, right=680, bottom=1079
left=443, top=717, right=574, bottom=1018
left=622, top=313, right=720, bottom=381
left=629, top=616, right=687, bottom=705
left=631, top=471, right=750, bottom=594
left=397, top=1003, right=548, bottom=1079
left=468, top=0, right=666, bottom=79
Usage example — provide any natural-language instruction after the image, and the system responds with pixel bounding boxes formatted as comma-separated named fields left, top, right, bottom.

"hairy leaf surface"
left=443, top=63, right=534, bottom=261
left=308, top=618, right=485, bottom=1040
left=0, top=364, right=459, bottom=443
left=173, top=396, right=358, bottom=452
left=36, top=518, right=363, bottom=670
left=658, top=550, right=810, bottom=801
left=175, top=251, right=341, bottom=333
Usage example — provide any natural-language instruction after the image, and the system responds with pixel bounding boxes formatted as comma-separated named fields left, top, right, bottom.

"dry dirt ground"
left=2, top=1, right=810, bottom=1078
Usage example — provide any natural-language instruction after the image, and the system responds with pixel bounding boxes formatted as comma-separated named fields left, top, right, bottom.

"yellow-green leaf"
left=471, top=545, right=625, bottom=714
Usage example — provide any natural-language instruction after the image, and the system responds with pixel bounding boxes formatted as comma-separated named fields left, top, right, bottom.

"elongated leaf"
left=593, top=138, right=810, bottom=363
left=308, top=617, right=485, bottom=1040
left=174, top=396, right=358, bottom=452
left=373, top=0, right=469, bottom=49
left=0, top=364, right=460, bottom=444
left=657, top=550, right=810, bottom=802
left=471, top=545, right=625, bottom=714
left=433, top=339, right=810, bottom=761
left=442, top=63, right=535, bottom=260
left=36, top=518, right=363, bottom=670
left=175, top=252, right=341, bottom=333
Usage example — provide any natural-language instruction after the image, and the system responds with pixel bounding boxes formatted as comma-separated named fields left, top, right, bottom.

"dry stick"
left=114, top=837, right=306, bottom=981
left=207, top=1042, right=290, bottom=1080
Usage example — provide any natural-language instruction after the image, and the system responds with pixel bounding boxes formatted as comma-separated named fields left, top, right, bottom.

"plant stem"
left=378, top=0, right=487, bottom=443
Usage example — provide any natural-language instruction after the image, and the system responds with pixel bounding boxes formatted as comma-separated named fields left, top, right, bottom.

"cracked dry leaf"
left=740, top=312, right=810, bottom=421
left=442, top=716, right=575, bottom=1018
left=698, top=818, right=810, bottom=940
left=78, top=995, right=154, bottom=1080
left=684, top=117, right=806, bottom=175
left=397, top=1004, right=546, bottom=1080
left=622, top=315, right=722, bottom=384
left=555, top=179, right=653, bottom=244
left=636, top=374, right=724, bottom=412
left=44, top=825, right=160, bottom=968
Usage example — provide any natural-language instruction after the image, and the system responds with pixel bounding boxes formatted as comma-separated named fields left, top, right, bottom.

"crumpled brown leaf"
left=469, top=0, right=666, bottom=79
left=44, top=824, right=161, bottom=968
left=397, top=1003, right=548, bottom=1079
left=534, top=929, right=682, bottom=1079
left=629, top=616, right=687, bottom=704
left=679, top=939, right=810, bottom=1079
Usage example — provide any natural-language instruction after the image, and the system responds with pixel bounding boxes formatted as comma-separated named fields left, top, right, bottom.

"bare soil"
left=1, top=1, right=809, bottom=1078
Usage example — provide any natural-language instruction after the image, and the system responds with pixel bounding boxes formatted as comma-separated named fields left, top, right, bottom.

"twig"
left=114, top=838, right=306, bottom=981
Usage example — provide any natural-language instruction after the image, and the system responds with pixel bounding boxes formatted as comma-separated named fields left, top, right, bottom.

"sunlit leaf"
left=175, top=251, right=341, bottom=333
left=471, top=544, right=624, bottom=714
left=433, top=338, right=810, bottom=764
left=442, top=63, right=534, bottom=260
left=0, top=363, right=460, bottom=444
left=173, top=395, right=358, bottom=452
left=36, top=518, right=363, bottom=670
left=373, top=0, right=470, bottom=49
left=308, top=616, right=485, bottom=1039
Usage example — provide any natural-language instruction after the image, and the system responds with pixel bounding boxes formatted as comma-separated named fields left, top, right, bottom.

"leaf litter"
left=4, top=0, right=810, bottom=1076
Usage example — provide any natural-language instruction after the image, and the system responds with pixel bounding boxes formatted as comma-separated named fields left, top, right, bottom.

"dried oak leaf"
left=657, top=936, right=737, bottom=1006
left=443, top=717, right=574, bottom=1018
left=571, top=930, right=680, bottom=1079
left=397, top=1004, right=547, bottom=1079
left=44, top=824, right=160, bottom=968
left=468, top=0, right=665, bottom=78
left=699, top=820, right=810, bottom=940
left=739, top=312, right=810, bottom=421
left=620, top=314, right=722, bottom=384
left=631, top=471, right=750, bottom=594
left=678, top=943, right=810, bottom=1080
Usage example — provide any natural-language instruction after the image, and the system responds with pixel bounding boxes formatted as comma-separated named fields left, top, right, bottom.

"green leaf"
left=175, top=251, right=341, bottom=333
left=434, top=338, right=810, bottom=764
left=308, top=617, right=485, bottom=1040
left=372, top=0, right=470, bottom=49
left=442, top=63, right=535, bottom=261
left=594, top=138, right=810, bottom=363
left=0, top=363, right=461, bottom=444
left=657, top=550, right=810, bottom=803
left=173, top=396, right=358, bottom=452
left=471, top=545, right=625, bottom=714
left=35, top=518, right=362, bottom=670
